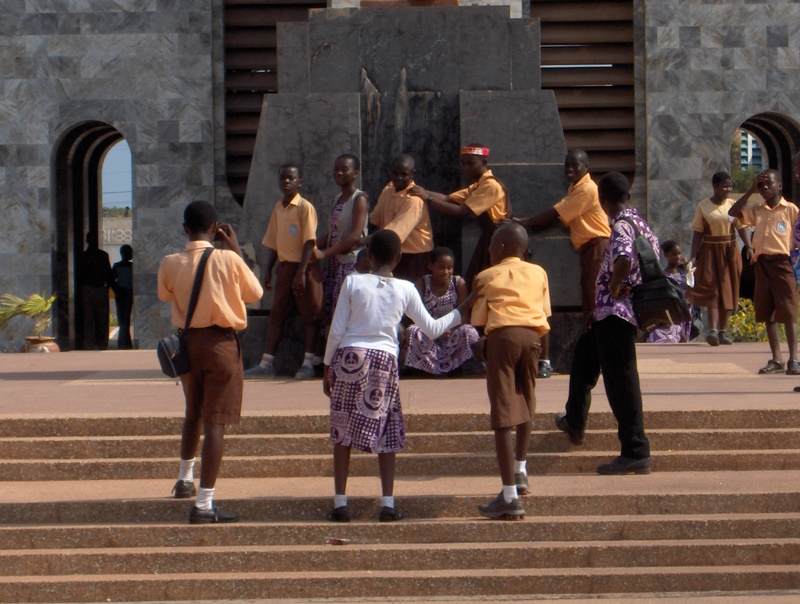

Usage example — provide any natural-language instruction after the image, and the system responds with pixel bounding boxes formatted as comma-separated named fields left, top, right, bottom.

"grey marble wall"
left=0, top=1, right=228, bottom=349
left=642, top=1, right=800, bottom=251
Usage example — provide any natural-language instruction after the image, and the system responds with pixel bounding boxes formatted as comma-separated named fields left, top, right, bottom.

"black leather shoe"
left=188, top=505, right=239, bottom=524
left=555, top=412, right=585, bottom=445
left=596, top=455, right=651, bottom=475
left=379, top=506, right=403, bottom=522
left=172, top=480, right=196, bottom=499
left=328, top=505, right=351, bottom=522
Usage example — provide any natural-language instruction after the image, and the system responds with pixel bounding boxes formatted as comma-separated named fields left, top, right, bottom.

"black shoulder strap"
left=184, top=247, right=214, bottom=331
left=617, top=216, right=664, bottom=282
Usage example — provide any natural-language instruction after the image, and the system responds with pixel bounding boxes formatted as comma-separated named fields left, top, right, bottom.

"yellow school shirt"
left=471, top=257, right=551, bottom=336
left=262, top=194, right=318, bottom=263
left=691, top=197, right=743, bottom=235
left=158, top=241, right=264, bottom=331
left=449, top=169, right=510, bottom=224
left=739, top=197, right=798, bottom=258
left=370, top=182, right=434, bottom=254
left=553, top=173, right=612, bottom=249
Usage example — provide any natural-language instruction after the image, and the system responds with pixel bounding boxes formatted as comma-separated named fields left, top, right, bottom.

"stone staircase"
left=1, top=408, right=800, bottom=602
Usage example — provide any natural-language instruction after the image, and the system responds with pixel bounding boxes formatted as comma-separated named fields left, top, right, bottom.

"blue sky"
left=102, top=141, right=132, bottom=209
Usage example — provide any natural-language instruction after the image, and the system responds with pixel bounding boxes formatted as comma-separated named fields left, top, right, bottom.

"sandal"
left=758, top=360, right=786, bottom=374
left=786, top=360, right=800, bottom=375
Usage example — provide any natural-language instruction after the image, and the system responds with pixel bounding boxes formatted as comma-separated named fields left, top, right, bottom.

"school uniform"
left=370, top=182, right=433, bottom=283
left=553, top=172, right=611, bottom=318
left=471, top=257, right=551, bottom=430
left=449, top=169, right=510, bottom=288
left=324, top=274, right=461, bottom=453
left=158, top=241, right=263, bottom=425
left=739, top=197, right=799, bottom=323
left=564, top=208, right=654, bottom=461
left=262, top=194, right=323, bottom=326
left=687, top=197, right=743, bottom=313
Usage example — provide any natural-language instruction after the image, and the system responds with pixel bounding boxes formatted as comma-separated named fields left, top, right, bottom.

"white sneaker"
left=244, top=365, right=277, bottom=379
left=294, top=364, right=316, bottom=380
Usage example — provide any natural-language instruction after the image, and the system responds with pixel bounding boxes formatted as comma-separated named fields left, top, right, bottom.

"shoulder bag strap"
left=183, top=247, right=214, bottom=331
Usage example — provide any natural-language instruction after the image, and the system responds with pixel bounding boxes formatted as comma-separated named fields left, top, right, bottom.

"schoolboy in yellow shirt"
left=470, top=222, right=551, bottom=520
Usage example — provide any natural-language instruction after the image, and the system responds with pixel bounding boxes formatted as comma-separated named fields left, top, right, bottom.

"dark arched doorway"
left=740, top=112, right=800, bottom=203
left=52, top=121, right=124, bottom=350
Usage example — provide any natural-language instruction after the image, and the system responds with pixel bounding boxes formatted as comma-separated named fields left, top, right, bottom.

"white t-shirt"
left=324, top=273, right=462, bottom=365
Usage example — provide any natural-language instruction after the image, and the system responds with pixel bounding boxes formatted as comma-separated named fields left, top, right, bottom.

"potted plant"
left=0, top=292, right=59, bottom=352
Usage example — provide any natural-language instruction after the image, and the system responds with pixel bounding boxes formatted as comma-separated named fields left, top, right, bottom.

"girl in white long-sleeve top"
left=323, top=230, right=474, bottom=523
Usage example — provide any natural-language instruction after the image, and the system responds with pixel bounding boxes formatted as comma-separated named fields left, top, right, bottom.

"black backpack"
left=619, top=218, right=692, bottom=331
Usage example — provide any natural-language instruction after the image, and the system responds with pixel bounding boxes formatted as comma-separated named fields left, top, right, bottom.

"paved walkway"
left=1, top=342, right=798, bottom=418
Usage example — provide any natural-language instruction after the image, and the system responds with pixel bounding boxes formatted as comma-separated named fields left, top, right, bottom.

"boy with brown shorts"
left=729, top=169, right=800, bottom=374
left=246, top=164, right=324, bottom=380
left=470, top=222, right=551, bottom=520
left=158, top=201, right=263, bottom=523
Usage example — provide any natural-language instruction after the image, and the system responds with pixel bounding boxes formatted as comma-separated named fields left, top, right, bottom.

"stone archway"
left=740, top=112, right=800, bottom=203
left=52, top=121, right=124, bottom=350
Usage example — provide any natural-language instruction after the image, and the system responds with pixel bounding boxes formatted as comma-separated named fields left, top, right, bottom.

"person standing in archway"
left=111, top=244, right=134, bottom=349
left=79, top=231, right=112, bottom=350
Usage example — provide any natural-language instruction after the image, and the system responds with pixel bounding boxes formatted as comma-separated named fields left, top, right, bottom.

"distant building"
left=740, top=131, right=764, bottom=171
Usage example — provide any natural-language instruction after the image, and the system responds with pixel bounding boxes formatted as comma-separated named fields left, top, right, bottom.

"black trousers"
left=564, top=315, right=650, bottom=460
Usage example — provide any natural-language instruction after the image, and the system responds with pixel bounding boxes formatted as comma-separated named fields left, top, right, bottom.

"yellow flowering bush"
left=727, top=298, right=767, bottom=342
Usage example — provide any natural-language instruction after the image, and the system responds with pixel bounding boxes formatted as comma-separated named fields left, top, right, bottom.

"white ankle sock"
left=302, top=353, right=314, bottom=368
left=514, top=460, right=527, bottom=475
left=334, top=494, right=348, bottom=508
left=259, top=353, right=275, bottom=369
left=196, top=486, right=214, bottom=510
left=381, top=496, right=395, bottom=509
left=502, top=484, right=518, bottom=503
left=312, top=355, right=323, bottom=366
left=178, top=458, right=195, bottom=482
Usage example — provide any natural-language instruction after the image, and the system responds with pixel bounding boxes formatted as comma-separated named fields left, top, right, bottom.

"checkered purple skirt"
left=329, top=346, right=404, bottom=453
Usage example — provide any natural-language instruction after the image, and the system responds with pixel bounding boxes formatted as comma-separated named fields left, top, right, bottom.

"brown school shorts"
left=754, top=254, right=799, bottom=324
left=270, top=261, right=324, bottom=326
left=485, top=326, right=541, bottom=430
left=181, top=327, right=244, bottom=425
left=394, top=251, right=430, bottom=284
left=580, top=237, right=608, bottom=319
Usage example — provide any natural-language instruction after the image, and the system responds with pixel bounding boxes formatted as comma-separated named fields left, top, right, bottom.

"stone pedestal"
left=238, top=4, right=580, bottom=370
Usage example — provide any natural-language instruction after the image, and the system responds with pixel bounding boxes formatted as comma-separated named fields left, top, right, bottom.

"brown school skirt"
left=181, top=327, right=244, bottom=425
left=579, top=237, right=608, bottom=319
left=270, top=261, right=324, bottom=326
left=394, top=251, right=430, bottom=284
left=754, top=254, right=798, bottom=324
left=485, top=326, right=541, bottom=430
left=686, top=236, right=741, bottom=312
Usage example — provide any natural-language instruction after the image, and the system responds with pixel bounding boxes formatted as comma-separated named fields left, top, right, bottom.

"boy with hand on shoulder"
left=366, top=154, right=433, bottom=283
left=470, top=223, right=551, bottom=520
left=158, top=201, right=263, bottom=523
left=247, top=164, right=324, bottom=380
left=729, top=169, right=799, bottom=375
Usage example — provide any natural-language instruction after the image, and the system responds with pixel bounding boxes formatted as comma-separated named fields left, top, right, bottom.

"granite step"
left=3, top=449, right=800, bottom=481
left=2, top=566, right=800, bottom=603
left=3, top=539, right=800, bottom=576
left=3, top=408, right=800, bottom=438
left=4, top=514, right=800, bottom=550
left=3, top=428, right=799, bottom=459
left=2, top=483, right=800, bottom=524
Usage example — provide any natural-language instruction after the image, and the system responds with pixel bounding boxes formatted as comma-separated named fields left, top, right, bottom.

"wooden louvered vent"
left=223, top=1, right=636, bottom=202
left=531, top=0, right=635, bottom=179
left=224, top=0, right=325, bottom=204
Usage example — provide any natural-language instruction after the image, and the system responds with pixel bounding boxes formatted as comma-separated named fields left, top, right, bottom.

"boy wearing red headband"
left=411, top=145, right=510, bottom=288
